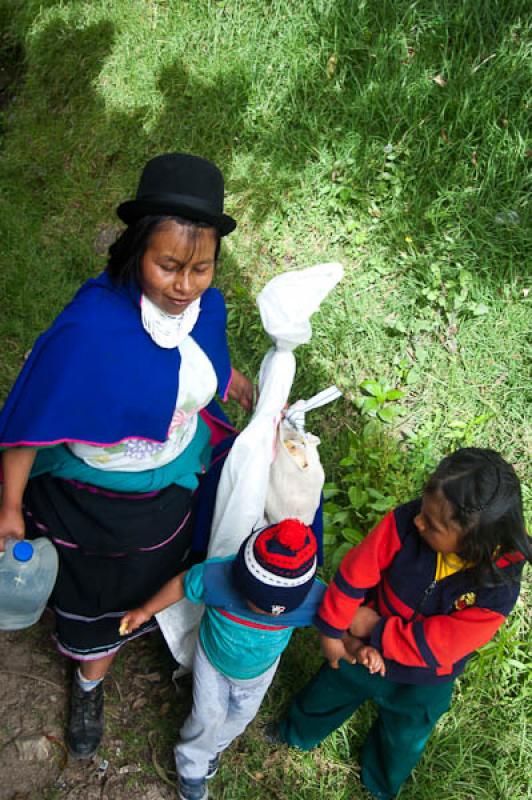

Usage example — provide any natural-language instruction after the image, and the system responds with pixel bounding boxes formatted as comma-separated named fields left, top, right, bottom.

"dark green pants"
left=279, top=662, right=454, bottom=799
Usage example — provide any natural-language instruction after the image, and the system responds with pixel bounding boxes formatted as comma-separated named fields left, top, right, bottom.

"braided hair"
left=424, top=448, right=531, bottom=586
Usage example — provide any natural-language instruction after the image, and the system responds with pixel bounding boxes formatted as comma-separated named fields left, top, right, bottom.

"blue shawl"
left=0, top=271, right=231, bottom=447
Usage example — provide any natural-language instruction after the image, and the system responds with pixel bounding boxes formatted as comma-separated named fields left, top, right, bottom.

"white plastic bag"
left=156, top=262, right=343, bottom=666
left=264, top=421, right=324, bottom=526
left=208, top=262, right=343, bottom=557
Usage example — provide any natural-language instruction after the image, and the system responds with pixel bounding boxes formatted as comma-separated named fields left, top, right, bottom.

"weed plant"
left=0, top=1, right=530, bottom=798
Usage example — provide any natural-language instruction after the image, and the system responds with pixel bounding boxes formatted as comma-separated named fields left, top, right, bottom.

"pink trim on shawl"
left=0, top=433, right=167, bottom=448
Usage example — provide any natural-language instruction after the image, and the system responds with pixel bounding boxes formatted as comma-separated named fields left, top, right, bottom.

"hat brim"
left=116, top=199, right=236, bottom=236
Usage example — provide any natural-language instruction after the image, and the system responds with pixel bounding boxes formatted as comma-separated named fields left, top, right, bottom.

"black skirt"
left=23, top=475, right=194, bottom=660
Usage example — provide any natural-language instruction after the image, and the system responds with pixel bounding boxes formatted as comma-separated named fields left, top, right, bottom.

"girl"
left=274, top=448, right=531, bottom=799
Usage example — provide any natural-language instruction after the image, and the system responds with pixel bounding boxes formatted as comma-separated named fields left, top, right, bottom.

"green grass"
left=0, top=1, right=530, bottom=798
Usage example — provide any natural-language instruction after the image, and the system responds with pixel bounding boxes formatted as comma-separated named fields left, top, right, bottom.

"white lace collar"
left=141, top=294, right=201, bottom=349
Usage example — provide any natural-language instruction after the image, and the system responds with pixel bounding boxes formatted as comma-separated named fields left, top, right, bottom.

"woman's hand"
left=119, top=608, right=152, bottom=636
left=349, top=606, right=382, bottom=638
left=0, top=447, right=36, bottom=550
left=0, top=506, right=25, bottom=552
left=228, top=368, right=255, bottom=412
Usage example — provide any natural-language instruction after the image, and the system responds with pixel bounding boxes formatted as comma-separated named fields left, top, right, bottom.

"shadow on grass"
left=0, top=5, right=527, bottom=448
left=2, top=0, right=529, bottom=298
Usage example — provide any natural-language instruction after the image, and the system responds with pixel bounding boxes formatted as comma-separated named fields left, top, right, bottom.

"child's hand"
left=119, top=608, right=151, bottom=636
left=342, top=632, right=363, bottom=660
left=320, top=634, right=355, bottom=669
left=355, top=644, right=386, bottom=677
left=350, top=606, right=381, bottom=638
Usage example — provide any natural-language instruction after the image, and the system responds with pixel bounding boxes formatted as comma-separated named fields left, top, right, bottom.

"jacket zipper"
left=411, top=579, right=437, bottom=620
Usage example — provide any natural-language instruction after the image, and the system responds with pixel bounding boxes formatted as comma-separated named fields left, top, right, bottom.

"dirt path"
left=0, top=613, right=189, bottom=800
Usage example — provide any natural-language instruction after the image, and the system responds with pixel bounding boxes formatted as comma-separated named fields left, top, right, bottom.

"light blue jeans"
left=175, top=641, right=279, bottom=780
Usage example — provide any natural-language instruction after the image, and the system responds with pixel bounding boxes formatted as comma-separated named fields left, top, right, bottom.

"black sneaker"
left=178, top=776, right=208, bottom=800
left=206, top=754, right=220, bottom=780
left=65, top=679, right=104, bottom=759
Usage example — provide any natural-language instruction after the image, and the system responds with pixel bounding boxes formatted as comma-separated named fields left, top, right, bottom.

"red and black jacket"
left=316, top=500, right=525, bottom=684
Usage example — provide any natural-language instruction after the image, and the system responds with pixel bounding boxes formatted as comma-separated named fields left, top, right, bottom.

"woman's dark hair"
left=106, top=215, right=221, bottom=286
left=425, top=448, right=531, bottom=586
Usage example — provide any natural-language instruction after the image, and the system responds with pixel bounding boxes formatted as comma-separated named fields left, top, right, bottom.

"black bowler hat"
left=116, top=153, right=236, bottom=236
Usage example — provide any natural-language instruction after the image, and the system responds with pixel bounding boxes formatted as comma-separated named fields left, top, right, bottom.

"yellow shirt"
left=435, top=552, right=468, bottom=581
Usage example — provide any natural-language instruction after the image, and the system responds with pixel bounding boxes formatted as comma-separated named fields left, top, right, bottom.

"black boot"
left=66, top=678, right=104, bottom=758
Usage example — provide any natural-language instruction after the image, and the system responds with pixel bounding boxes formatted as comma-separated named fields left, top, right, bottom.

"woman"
left=0, top=153, right=253, bottom=758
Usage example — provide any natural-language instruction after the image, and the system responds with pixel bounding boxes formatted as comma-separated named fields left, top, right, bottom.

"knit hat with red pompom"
left=232, top=519, right=317, bottom=615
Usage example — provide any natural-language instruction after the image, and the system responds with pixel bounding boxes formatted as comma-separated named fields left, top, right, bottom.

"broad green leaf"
left=348, top=486, right=369, bottom=509
left=361, top=397, right=380, bottom=414
left=360, top=379, right=384, bottom=398
left=333, top=510, right=350, bottom=524
left=377, top=406, right=397, bottom=423
left=384, top=389, right=405, bottom=401
left=342, top=528, right=364, bottom=545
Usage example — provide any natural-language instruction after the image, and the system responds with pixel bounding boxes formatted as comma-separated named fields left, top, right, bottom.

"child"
left=120, top=519, right=326, bottom=800
left=273, top=448, right=531, bottom=799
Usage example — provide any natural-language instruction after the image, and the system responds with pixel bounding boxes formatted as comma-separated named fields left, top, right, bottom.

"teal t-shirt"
left=185, top=556, right=297, bottom=680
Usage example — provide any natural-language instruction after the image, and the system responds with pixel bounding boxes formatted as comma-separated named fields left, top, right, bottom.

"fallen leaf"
left=432, top=74, right=447, bottom=87
left=326, top=54, right=338, bottom=79
left=471, top=151, right=478, bottom=166
left=15, top=734, right=51, bottom=762
left=138, top=671, right=161, bottom=682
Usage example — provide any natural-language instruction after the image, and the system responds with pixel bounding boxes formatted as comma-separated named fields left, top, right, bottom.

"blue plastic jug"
left=0, top=538, right=59, bottom=630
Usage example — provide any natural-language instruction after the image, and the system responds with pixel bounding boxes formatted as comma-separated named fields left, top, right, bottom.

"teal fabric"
left=279, top=661, right=454, bottom=799
left=30, top=415, right=212, bottom=493
left=184, top=556, right=294, bottom=680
